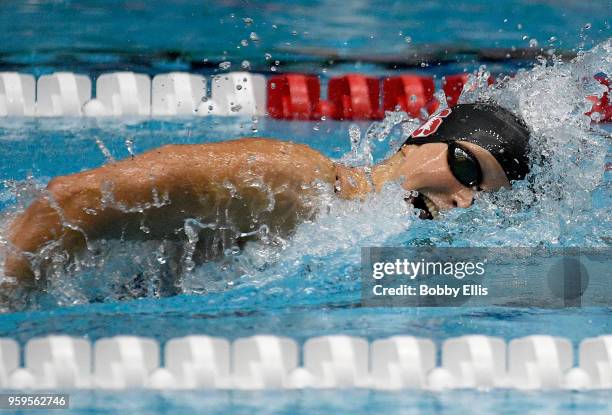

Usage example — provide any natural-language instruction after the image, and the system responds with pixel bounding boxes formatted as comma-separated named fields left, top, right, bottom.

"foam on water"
left=0, top=42, right=610, bottom=311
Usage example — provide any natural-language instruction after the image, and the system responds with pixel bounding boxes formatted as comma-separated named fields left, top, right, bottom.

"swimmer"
left=3, top=102, right=530, bottom=287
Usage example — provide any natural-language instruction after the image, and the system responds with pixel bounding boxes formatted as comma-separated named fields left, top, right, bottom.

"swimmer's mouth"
left=404, top=192, right=439, bottom=220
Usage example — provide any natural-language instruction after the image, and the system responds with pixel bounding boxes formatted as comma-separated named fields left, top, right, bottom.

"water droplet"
left=236, top=84, right=243, bottom=90
left=240, top=39, right=249, bottom=47
left=517, top=23, right=523, bottom=30
left=583, top=23, right=591, bottom=30
left=291, top=30, right=298, bottom=36
left=264, top=53, right=272, bottom=60
left=219, top=61, right=231, bottom=70
left=404, top=36, right=412, bottom=44
left=529, top=38, right=538, bottom=48
left=241, top=60, right=251, bottom=69
left=249, top=32, right=259, bottom=42
left=243, top=17, right=253, bottom=25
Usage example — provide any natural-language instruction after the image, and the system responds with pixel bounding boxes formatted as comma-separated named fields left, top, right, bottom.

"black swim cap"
left=403, top=103, right=531, bottom=182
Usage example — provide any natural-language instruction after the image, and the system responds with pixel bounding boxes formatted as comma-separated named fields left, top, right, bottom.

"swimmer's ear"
left=399, top=143, right=421, bottom=158
left=399, top=144, right=411, bottom=157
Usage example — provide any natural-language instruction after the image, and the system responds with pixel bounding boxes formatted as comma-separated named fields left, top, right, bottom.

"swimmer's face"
left=398, top=142, right=510, bottom=217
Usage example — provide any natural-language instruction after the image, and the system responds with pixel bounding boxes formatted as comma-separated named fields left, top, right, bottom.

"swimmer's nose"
left=451, top=188, right=474, bottom=208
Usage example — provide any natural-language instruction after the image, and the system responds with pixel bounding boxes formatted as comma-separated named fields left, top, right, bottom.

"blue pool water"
left=1, top=1, right=611, bottom=414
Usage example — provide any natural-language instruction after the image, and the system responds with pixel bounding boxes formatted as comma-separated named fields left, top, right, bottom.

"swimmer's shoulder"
left=151, top=137, right=325, bottom=158
left=207, top=137, right=335, bottom=167
left=209, top=137, right=325, bottom=157
left=120, top=137, right=336, bottom=182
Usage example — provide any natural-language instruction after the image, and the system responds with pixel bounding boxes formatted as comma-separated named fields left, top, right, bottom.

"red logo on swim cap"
left=411, top=108, right=452, bottom=138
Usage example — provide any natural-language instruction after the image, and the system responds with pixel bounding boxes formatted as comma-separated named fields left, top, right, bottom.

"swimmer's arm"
left=4, top=139, right=339, bottom=284
left=4, top=144, right=204, bottom=285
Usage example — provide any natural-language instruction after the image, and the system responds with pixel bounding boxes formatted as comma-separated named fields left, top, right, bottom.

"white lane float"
left=94, top=336, right=159, bottom=389
left=198, top=71, right=266, bottom=116
left=0, top=72, right=35, bottom=116
left=370, top=336, right=435, bottom=389
left=303, top=335, right=369, bottom=388
left=163, top=335, right=230, bottom=389
left=507, top=335, right=573, bottom=390
left=442, top=335, right=507, bottom=389
left=25, top=335, right=92, bottom=389
left=0, top=338, right=19, bottom=388
left=152, top=72, right=206, bottom=116
left=84, top=72, right=151, bottom=116
left=0, top=334, right=608, bottom=390
left=579, top=335, right=612, bottom=389
left=232, top=335, right=298, bottom=389
left=36, top=72, right=91, bottom=116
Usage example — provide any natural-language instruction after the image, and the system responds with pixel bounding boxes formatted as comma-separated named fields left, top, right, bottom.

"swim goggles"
left=403, top=137, right=483, bottom=189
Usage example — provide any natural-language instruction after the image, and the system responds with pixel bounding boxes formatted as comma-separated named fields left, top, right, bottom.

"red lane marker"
left=327, top=74, right=382, bottom=120
left=267, top=72, right=610, bottom=123
left=586, top=76, right=611, bottom=122
left=442, top=73, right=470, bottom=107
left=441, top=74, right=495, bottom=108
left=267, top=74, right=321, bottom=120
left=383, top=75, right=438, bottom=119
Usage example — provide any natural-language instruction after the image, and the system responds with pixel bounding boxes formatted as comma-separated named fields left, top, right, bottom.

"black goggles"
left=402, top=138, right=483, bottom=189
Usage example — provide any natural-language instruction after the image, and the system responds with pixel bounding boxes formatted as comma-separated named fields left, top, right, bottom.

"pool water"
left=0, top=1, right=611, bottom=414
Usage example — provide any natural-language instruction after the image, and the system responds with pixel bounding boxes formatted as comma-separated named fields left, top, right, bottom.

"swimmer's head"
left=402, top=103, right=531, bottom=182
left=392, top=102, right=531, bottom=218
